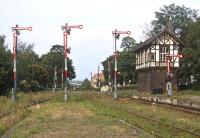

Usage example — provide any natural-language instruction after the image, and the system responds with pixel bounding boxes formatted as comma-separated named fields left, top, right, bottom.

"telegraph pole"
left=54, top=66, right=57, bottom=91
left=61, top=23, right=83, bottom=101
left=90, top=72, right=93, bottom=86
left=98, top=64, right=100, bottom=88
left=108, top=59, right=111, bottom=92
left=112, top=29, right=131, bottom=99
left=11, top=25, right=32, bottom=101
left=62, top=68, right=64, bottom=89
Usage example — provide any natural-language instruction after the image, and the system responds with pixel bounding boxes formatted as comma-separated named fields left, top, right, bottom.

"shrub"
left=80, top=79, right=92, bottom=90
left=29, top=80, right=40, bottom=92
left=0, top=124, right=5, bottom=136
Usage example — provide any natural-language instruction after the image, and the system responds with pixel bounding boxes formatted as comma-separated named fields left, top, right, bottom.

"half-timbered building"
left=133, top=25, right=184, bottom=93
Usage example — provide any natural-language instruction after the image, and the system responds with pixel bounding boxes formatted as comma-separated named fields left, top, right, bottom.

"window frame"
left=159, top=45, right=170, bottom=61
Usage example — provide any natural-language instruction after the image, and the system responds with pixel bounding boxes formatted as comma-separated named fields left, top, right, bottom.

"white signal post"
left=112, top=29, right=131, bottom=99
left=61, top=23, right=83, bottom=101
left=11, top=24, right=32, bottom=101
left=166, top=54, right=183, bottom=96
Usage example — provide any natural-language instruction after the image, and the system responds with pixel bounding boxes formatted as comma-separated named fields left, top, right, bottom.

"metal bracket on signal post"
left=62, top=23, right=83, bottom=35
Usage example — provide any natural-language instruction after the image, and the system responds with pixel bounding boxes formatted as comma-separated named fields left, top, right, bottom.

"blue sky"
left=0, top=0, right=199, bottom=80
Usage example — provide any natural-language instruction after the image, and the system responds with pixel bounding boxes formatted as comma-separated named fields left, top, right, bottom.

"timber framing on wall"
left=133, top=28, right=185, bottom=93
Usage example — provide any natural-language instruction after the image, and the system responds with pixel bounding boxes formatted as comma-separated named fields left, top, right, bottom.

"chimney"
left=167, top=20, right=175, bottom=35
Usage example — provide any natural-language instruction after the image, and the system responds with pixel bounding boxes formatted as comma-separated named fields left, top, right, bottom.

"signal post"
left=166, top=54, right=183, bottom=96
left=112, top=29, right=131, bottom=99
left=11, top=25, right=32, bottom=101
left=61, top=23, right=83, bottom=101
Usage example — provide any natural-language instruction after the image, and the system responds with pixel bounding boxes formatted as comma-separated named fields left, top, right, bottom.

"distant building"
left=133, top=23, right=184, bottom=93
left=91, top=72, right=105, bottom=88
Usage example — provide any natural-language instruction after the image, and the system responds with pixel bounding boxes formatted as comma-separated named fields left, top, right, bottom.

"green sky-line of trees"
left=0, top=39, right=76, bottom=95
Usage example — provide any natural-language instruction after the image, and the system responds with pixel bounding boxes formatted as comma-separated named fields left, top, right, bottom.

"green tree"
left=0, top=36, right=12, bottom=95
left=146, top=3, right=199, bottom=37
left=102, top=36, right=137, bottom=86
left=41, top=44, right=76, bottom=88
left=118, top=51, right=137, bottom=85
left=179, top=20, right=200, bottom=89
left=16, top=41, right=40, bottom=92
left=102, top=56, right=114, bottom=86
left=26, top=64, right=48, bottom=89
left=120, top=36, right=136, bottom=51
left=119, top=36, right=137, bottom=85
left=17, top=41, right=39, bottom=84
left=80, top=78, right=91, bottom=90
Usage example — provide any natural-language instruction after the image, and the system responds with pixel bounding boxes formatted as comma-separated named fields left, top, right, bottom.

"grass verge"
left=79, top=92, right=200, bottom=138
left=0, top=91, right=61, bottom=137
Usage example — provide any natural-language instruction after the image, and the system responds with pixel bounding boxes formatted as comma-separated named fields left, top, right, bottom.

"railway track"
left=119, top=96, right=200, bottom=115
left=115, top=96, right=200, bottom=137
left=106, top=102, right=200, bottom=138
left=86, top=93, right=200, bottom=137
left=123, top=107, right=200, bottom=137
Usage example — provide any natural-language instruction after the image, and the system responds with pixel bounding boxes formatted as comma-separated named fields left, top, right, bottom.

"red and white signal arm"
left=166, top=54, right=183, bottom=58
left=12, top=26, right=32, bottom=31
left=65, top=25, right=83, bottom=29
left=112, top=31, right=131, bottom=35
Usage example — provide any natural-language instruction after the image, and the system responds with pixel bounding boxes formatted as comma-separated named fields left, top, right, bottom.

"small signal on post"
left=64, top=70, right=70, bottom=77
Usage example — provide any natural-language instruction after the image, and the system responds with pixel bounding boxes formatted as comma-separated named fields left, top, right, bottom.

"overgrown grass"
left=174, top=89, right=200, bottom=96
left=10, top=93, right=150, bottom=138
left=117, top=89, right=138, bottom=97
left=0, top=91, right=59, bottom=113
left=0, top=91, right=61, bottom=137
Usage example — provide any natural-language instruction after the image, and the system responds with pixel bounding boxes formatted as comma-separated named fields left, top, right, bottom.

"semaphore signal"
left=11, top=24, right=32, bottom=101
left=112, top=29, right=131, bottom=99
left=61, top=23, right=83, bottom=101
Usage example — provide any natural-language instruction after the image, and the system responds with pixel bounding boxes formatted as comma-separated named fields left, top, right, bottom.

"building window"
left=151, top=54, right=155, bottom=61
left=148, top=53, right=155, bottom=61
left=160, top=46, right=169, bottom=61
